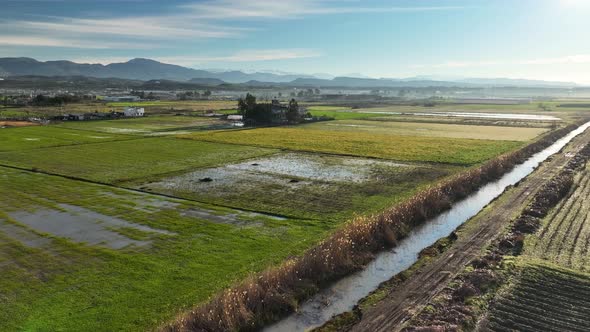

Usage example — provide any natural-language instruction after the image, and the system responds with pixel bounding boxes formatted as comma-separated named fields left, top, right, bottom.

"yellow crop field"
left=181, top=127, right=523, bottom=165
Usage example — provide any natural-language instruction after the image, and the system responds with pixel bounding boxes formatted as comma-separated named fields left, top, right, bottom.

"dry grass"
left=164, top=122, right=584, bottom=332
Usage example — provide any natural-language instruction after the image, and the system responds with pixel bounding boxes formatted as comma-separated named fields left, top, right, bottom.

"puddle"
left=24, top=138, right=40, bottom=141
left=357, top=111, right=561, bottom=121
left=8, top=204, right=174, bottom=249
left=0, top=220, right=51, bottom=248
left=164, top=153, right=410, bottom=186
left=264, top=121, right=590, bottom=331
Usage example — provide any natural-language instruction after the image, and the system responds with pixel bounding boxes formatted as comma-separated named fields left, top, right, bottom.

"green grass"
left=0, top=126, right=134, bottom=152
left=181, top=127, right=524, bottom=165
left=308, top=110, right=379, bottom=120
left=56, top=115, right=222, bottom=135
left=0, top=137, right=278, bottom=183
left=304, top=119, right=546, bottom=141
left=0, top=167, right=328, bottom=332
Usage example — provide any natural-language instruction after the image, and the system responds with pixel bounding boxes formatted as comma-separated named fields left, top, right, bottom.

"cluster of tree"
left=238, top=93, right=302, bottom=124
left=289, top=88, right=320, bottom=98
left=175, top=90, right=212, bottom=100
left=31, top=94, right=84, bottom=106
left=238, top=94, right=272, bottom=123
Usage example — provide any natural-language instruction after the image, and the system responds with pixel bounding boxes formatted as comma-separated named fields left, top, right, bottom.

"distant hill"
left=0, top=57, right=314, bottom=83
left=188, top=77, right=226, bottom=85
left=0, top=57, right=579, bottom=88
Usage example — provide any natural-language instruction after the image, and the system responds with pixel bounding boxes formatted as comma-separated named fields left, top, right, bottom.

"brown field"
left=0, top=121, right=39, bottom=127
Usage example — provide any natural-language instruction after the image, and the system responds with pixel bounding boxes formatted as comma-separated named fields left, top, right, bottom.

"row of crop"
left=402, top=136, right=590, bottom=331
left=529, top=163, right=590, bottom=269
left=163, top=121, right=588, bottom=331
left=488, top=264, right=590, bottom=332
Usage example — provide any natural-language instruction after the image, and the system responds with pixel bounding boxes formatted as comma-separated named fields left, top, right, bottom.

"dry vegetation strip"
left=181, top=127, right=523, bottom=165
left=164, top=122, right=585, bottom=331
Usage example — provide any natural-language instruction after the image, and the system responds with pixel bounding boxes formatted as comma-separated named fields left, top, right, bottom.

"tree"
left=238, top=93, right=257, bottom=115
left=286, top=98, right=300, bottom=123
left=203, top=90, right=212, bottom=97
left=314, top=88, right=321, bottom=95
left=278, top=92, right=282, bottom=97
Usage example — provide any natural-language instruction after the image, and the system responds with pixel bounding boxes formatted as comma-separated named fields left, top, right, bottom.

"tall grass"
left=164, top=121, right=586, bottom=332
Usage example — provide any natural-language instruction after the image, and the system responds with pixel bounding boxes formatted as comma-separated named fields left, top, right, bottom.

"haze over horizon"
left=2, top=0, right=590, bottom=84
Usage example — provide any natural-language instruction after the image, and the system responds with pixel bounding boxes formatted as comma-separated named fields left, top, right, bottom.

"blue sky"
left=1, top=0, right=590, bottom=83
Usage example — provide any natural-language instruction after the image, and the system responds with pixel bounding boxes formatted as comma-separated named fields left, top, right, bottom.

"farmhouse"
left=124, top=107, right=145, bottom=117
left=271, top=99, right=308, bottom=123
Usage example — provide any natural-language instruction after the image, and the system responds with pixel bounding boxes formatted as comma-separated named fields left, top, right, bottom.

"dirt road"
left=350, top=128, right=590, bottom=332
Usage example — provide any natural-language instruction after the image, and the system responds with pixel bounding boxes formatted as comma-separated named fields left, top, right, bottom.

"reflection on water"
left=264, top=121, right=590, bottom=332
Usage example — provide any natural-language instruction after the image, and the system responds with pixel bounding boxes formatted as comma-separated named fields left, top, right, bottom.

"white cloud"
left=182, top=0, right=463, bottom=19
left=0, top=35, right=151, bottom=49
left=0, top=0, right=463, bottom=49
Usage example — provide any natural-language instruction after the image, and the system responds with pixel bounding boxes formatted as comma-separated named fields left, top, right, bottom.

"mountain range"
left=0, top=57, right=580, bottom=88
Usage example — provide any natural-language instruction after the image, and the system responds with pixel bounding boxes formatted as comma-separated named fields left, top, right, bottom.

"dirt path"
left=350, top=129, right=590, bottom=332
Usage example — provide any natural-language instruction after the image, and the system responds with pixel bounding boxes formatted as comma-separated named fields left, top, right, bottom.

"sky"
left=1, top=0, right=590, bottom=84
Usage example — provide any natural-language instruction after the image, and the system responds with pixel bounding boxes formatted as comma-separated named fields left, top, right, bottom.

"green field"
left=56, top=115, right=224, bottom=135
left=0, top=137, right=277, bottom=183
left=0, top=106, right=552, bottom=331
left=182, top=126, right=524, bottom=165
left=0, top=167, right=323, bottom=332
left=0, top=126, right=134, bottom=152
left=304, top=120, right=547, bottom=141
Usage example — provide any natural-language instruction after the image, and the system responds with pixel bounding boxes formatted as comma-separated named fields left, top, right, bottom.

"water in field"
left=263, top=121, right=590, bottom=332
left=8, top=204, right=175, bottom=249
left=358, top=111, right=561, bottom=121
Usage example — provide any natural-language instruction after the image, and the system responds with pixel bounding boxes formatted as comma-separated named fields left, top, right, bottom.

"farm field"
left=0, top=137, right=277, bottom=183
left=486, top=261, right=590, bottom=332
left=0, top=126, right=134, bottom=152
left=56, top=115, right=226, bottom=135
left=483, top=147, right=590, bottom=331
left=139, top=152, right=457, bottom=220
left=0, top=166, right=323, bottom=332
left=182, top=126, right=525, bottom=165
left=526, top=165, right=590, bottom=271
left=0, top=105, right=559, bottom=331
left=0, top=100, right=237, bottom=120
left=304, top=119, right=547, bottom=141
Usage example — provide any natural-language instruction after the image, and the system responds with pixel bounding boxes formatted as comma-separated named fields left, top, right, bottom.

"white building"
left=124, top=107, right=145, bottom=117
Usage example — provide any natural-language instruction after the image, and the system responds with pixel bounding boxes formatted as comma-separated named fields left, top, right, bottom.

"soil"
left=346, top=127, right=590, bottom=332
